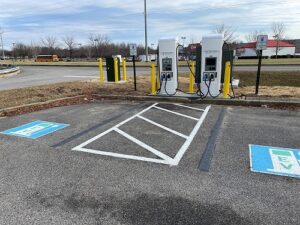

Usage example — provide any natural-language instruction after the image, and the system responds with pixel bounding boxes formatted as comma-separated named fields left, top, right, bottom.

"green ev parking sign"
left=250, top=145, right=300, bottom=179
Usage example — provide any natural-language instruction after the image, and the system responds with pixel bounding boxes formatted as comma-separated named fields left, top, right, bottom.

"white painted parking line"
left=137, top=115, right=188, bottom=139
left=64, top=76, right=98, bottom=78
left=153, top=106, right=199, bottom=121
left=73, top=146, right=170, bottom=165
left=73, top=103, right=158, bottom=149
left=172, top=105, right=211, bottom=165
left=173, top=103, right=205, bottom=112
left=72, top=103, right=210, bottom=166
left=114, top=128, right=173, bottom=162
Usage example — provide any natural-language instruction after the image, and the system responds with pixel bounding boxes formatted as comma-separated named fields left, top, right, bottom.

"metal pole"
left=151, top=63, right=156, bottom=95
left=12, top=42, right=15, bottom=64
left=144, top=0, right=148, bottom=62
left=0, top=33, right=4, bottom=59
left=223, top=62, right=231, bottom=98
left=98, top=58, right=104, bottom=82
left=255, top=50, right=263, bottom=95
left=181, top=37, right=186, bottom=47
left=133, top=55, right=137, bottom=91
left=122, top=57, right=127, bottom=81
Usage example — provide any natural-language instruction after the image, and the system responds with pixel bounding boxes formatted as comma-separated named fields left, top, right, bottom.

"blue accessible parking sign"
left=249, top=145, right=300, bottom=179
left=1, top=120, right=69, bottom=139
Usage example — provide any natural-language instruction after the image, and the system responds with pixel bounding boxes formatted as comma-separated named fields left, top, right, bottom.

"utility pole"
left=144, top=0, right=148, bottom=62
left=0, top=29, right=4, bottom=60
left=12, top=42, right=15, bottom=64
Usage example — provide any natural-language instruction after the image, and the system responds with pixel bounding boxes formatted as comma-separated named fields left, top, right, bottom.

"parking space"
left=0, top=101, right=299, bottom=224
left=72, top=103, right=210, bottom=165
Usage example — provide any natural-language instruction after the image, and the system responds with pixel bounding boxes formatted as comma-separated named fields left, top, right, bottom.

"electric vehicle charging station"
left=200, top=34, right=224, bottom=97
left=158, top=38, right=178, bottom=95
left=154, top=34, right=231, bottom=99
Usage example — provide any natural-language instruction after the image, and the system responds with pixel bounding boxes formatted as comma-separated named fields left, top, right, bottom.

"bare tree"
left=245, top=30, right=262, bottom=43
left=13, top=43, right=31, bottom=59
left=272, top=22, right=286, bottom=58
left=214, top=24, right=238, bottom=43
left=88, top=34, right=110, bottom=58
left=41, top=36, right=57, bottom=54
left=63, top=35, right=76, bottom=59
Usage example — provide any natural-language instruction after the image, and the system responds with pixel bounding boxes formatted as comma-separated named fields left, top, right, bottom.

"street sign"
left=129, top=44, right=137, bottom=91
left=129, top=44, right=137, bottom=56
left=249, top=144, right=300, bottom=179
left=256, top=35, right=268, bottom=50
left=1, top=120, right=69, bottom=139
left=255, top=34, right=268, bottom=95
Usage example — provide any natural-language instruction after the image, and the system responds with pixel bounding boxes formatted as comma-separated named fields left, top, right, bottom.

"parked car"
left=126, top=56, right=133, bottom=62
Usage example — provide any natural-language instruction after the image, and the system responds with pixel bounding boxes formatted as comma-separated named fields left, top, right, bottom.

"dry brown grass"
left=0, top=76, right=149, bottom=109
left=0, top=75, right=299, bottom=110
left=236, top=86, right=300, bottom=98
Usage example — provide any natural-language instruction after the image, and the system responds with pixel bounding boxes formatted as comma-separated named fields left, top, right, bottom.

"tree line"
left=5, top=34, right=154, bottom=60
left=2, top=22, right=289, bottom=60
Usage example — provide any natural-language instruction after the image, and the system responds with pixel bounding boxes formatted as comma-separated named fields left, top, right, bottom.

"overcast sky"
left=0, top=0, right=300, bottom=49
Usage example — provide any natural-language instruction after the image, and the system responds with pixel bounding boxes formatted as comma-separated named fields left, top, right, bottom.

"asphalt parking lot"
left=0, top=101, right=299, bottom=225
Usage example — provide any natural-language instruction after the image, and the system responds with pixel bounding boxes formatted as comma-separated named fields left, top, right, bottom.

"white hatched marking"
left=172, top=105, right=211, bottom=165
left=73, top=103, right=158, bottom=149
left=173, top=103, right=205, bottom=112
left=73, top=147, right=170, bottom=165
left=72, top=103, right=211, bottom=166
left=137, top=115, right=188, bottom=139
left=114, top=128, right=173, bottom=162
left=153, top=106, right=199, bottom=121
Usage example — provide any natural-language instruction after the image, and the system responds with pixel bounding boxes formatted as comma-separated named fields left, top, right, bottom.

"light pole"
left=181, top=36, right=186, bottom=47
left=0, top=30, right=4, bottom=60
left=144, top=0, right=148, bottom=62
left=12, top=43, right=15, bottom=64
left=151, top=43, right=154, bottom=53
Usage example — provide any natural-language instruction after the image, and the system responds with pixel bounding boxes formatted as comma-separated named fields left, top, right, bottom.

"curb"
left=0, top=67, right=21, bottom=78
left=0, top=94, right=299, bottom=117
left=0, top=70, right=21, bottom=78
left=91, top=94, right=300, bottom=108
left=0, top=95, right=92, bottom=117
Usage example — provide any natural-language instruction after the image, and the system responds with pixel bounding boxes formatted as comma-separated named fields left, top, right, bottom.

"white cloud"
left=0, top=0, right=300, bottom=49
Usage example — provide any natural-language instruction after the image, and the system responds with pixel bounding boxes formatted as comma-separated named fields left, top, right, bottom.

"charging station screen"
left=162, top=58, right=172, bottom=71
left=205, top=57, right=217, bottom=71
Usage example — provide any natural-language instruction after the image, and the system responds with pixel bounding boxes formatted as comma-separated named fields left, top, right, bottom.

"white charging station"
left=158, top=38, right=178, bottom=95
left=200, top=34, right=224, bottom=97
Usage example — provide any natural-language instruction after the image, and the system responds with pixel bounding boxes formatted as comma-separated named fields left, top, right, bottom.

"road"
left=0, top=101, right=299, bottom=224
left=0, top=65, right=300, bottom=90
